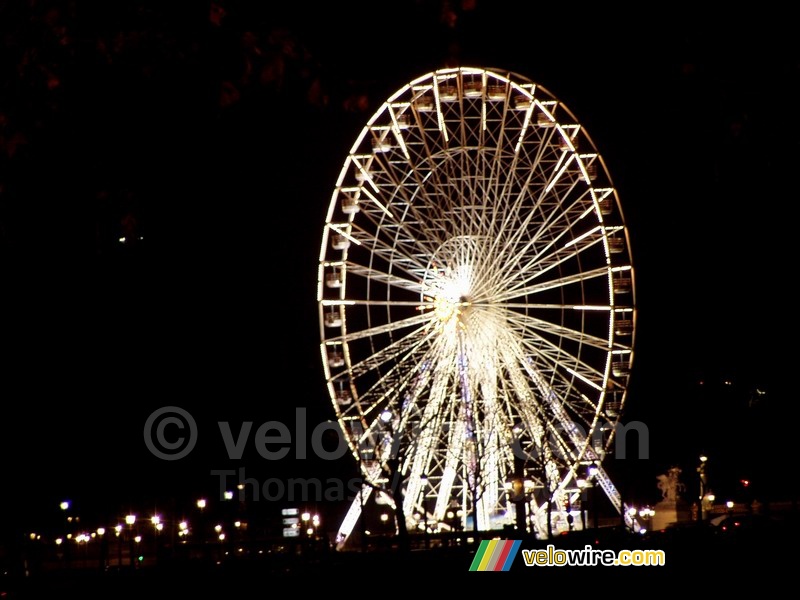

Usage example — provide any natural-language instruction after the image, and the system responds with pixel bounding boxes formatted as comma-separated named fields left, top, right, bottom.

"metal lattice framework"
left=317, top=67, right=637, bottom=547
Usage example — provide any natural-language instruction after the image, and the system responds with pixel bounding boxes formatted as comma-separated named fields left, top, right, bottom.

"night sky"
left=1, top=1, right=797, bottom=541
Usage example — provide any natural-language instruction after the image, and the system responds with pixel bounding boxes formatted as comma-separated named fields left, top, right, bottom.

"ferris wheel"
left=317, top=67, right=637, bottom=547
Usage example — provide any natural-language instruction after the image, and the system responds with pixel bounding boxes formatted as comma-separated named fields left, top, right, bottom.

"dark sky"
left=1, top=1, right=797, bottom=540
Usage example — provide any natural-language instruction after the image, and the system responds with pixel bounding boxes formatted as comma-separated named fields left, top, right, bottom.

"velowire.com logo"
left=468, top=540, right=522, bottom=572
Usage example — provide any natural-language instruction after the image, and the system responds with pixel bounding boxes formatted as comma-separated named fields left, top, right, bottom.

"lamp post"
left=114, top=525, right=123, bottom=569
left=196, top=498, right=207, bottom=558
left=214, top=524, right=226, bottom=560
left=96, top=528, right=107, bottom=572
left=125, top=515, right=136, bottom=569
left=577, top=463, right=599, bottom=531
left=151, top=515, right=163, bottom=563
left=60, top=501, right=71, bottom=569
left=697, top=455, right=708, bottom=521
left=702, top=493, right=715, bottom=521
left=577, top=479, right=588, bottom=531
left=301, top=511, right=311, bottom=554
left=178, top=520, right=189, bottom=555
left=587, top=463, right=599, bottom=530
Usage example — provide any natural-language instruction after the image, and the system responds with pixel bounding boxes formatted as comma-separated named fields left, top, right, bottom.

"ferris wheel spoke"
left=453, top=151, right=481, bottom=242
left=510, top=207, right=604, bottom=284
left=456, top=147, right=515, bottom=244
left=499, top=191, right=599, bottom=275
left=350, top=197, right=445, bottom=259
left=348, top=359, right=435, bottom=411
left=484, top=140, right=557, bottom=257
left=478, top=195, right=602, bottom=298
left=375, top=341, right=462, bottom=492
left=499, top=303, right=611, bottom=311
left=403, top=359, right=459, bottom=515
left=407, top=96, right=461, bottom=221
left=326, top=311, right=433, bottom=344
left=484, top=336, right=573, bottom=468
left=499, top=319, right=604, bottom=409
left=331, top=323, right=434, bottom=381
left=348, top=348, right=438, bottom=409
left=324, top=299, right=430, bottom=308
left=354, top=329, right=457, bottom=422
left=478, top=160, right=524, bottom=248
left=516, top=332, right=609, bottom=399
left=496, top=338, right=585, bottom=463
left=365, top=149, right=455, bottom=251
left=504, top=154, right=586, bottom=245
left=346, top=221, right=437, bottom=274
left=344, top=147, right=453, bottom=258
left=504, top=153, right=593, bottom=260
left=501, top=308, right=612, bottom=354
left=481, top=218, right=605, bottom=299
left=341, top=262, right=427, bottom=296
left=521, top=358, right=603, bottom=434
left=505, top=346, right=605, bottom=426
left=493, top=265, right=610, bottom=304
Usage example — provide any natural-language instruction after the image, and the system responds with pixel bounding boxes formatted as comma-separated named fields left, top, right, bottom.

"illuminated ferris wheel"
left=317, top=67, right=637, bottom=547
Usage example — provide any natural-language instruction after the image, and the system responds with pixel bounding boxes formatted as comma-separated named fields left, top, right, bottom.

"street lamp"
left=95, top=527, right=107, bottom=571
left=113, top=525, right=123, bottom=568
left=584, top=463, right=599, bottom=530
left=125, top=515, right=137, bottom=569
left=196, top=499, right=208, bottom=551
left=300, top=512, right=312, bottom=548
left=151, top=516, right=163, bottom=562
left=697, top=455, right=708, bottom=521
left=59, top=502, right=70, bottom=536
left=701, top=492, right=715, bottom=520
left=576, top=479, right=588, bottom=530
left=60, top=501, right=71, bottom=568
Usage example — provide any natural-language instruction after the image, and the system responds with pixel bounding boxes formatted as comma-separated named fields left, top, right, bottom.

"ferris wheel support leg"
left=592, top=465, right=641, bottom=532
left=335, top=484, right=375, bottom=551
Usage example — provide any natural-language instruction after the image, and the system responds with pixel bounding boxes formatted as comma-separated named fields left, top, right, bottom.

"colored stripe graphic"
left=469, top=540, right=522, bottom=571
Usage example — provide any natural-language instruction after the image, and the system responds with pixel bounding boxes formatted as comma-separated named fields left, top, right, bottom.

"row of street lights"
left=54, top=496, right=251, bottom=569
